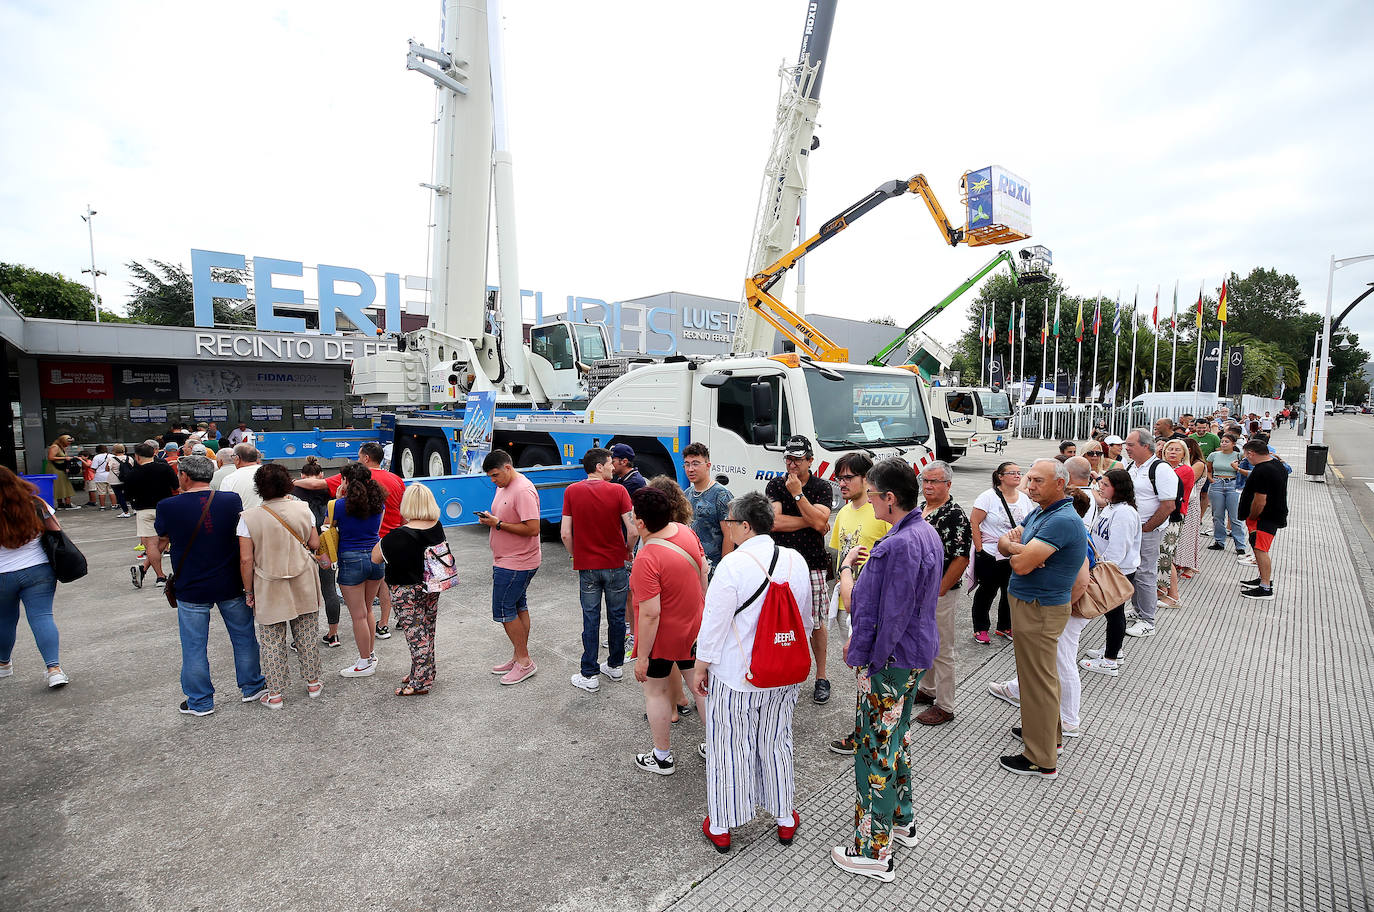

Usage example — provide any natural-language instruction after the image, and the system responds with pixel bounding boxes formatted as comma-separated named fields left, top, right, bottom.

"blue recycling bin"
left=23, top=473, right=56, bottom=507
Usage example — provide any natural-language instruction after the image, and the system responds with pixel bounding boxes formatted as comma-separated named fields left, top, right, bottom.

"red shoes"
left=777, top=811, right=800, bottom=845
left=702, top=817, right=731, bottom=853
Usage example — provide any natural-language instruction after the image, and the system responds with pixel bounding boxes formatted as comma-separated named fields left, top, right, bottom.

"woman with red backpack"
left=692, top=490, right=812, bottom=854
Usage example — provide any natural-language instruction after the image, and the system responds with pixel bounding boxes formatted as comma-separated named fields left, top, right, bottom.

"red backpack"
left=734, top=545, right=812, bottom=688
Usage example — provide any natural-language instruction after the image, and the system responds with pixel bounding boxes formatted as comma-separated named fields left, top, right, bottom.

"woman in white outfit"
left=691, top=491, right=812, bottom=854
left=1080, top=469, right=1142, bottom=676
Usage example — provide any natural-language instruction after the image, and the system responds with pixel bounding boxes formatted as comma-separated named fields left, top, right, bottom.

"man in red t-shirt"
left=561, top=448, right=638, bottom=693
left=298, top=441, right=405, bottom=636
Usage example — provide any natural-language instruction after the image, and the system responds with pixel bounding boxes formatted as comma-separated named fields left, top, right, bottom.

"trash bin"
left=1305, top=444, right=1329, bottom=476
left=22, top=473, right=56, bottom=507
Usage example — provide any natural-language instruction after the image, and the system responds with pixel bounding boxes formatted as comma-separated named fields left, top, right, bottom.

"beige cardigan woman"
left=241, top=497, right=323, bottom=625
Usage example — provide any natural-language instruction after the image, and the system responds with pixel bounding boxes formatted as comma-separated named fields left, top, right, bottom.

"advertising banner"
left=39, top=361, right=112, bottom=400
left=1200, top=342, right=1222, bottom=393
left=1226, top=346, right=1245, bottom=395
left=114, top=363, right=178, bottom=398
left=179, top=364, right=347, bottom=400
left=964, top=166, right=1032, bottom=240
left=988, top=357, right=1005, bottom=388
left=457, top=391, right=497, bottom=475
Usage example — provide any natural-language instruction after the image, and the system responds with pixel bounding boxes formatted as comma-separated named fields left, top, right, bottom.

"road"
left=1317, top=412, right=1374, bottom=572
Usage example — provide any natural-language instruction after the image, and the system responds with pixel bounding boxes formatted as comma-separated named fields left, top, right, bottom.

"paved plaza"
left=2, top=429, right=1371, bottom=911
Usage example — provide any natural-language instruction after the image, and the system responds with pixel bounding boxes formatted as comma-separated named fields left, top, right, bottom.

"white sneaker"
left=1125, top=620, right=1156, bottom=638
left=987, top=681, right=1020, bottom=708
left=1201, top=528, right=1212, bottom=536
left=831, top=846, right=895, bottom=882
left=1081, top=648, right=1126, bottom=665
left=1237, top=555, right=1257, bottom=566
left=1125, top=608, right=1140, bottom=621
left=599, top=661, right=623, bottom=682
left=570, top=673, right=600, bottom=692
left=0, top=662, right=12, bottom=679
left=1081, top=657, right=1121, bottom=677
left=46, top=669, right=69, bottom=688
left=1062, top=723, right=1082, bottom=738
left=890, top=821, right=920, bottom=847
left=340, top=658, right=376, bottom=678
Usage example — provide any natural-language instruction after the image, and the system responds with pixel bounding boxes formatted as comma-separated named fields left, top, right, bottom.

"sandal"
left=396, top=684, right=429, bottom=696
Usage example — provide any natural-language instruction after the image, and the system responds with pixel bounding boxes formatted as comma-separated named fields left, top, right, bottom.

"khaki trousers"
left=1009, top=595, right=1071, bottom=769
left=916, top=589, right=960, bottom=712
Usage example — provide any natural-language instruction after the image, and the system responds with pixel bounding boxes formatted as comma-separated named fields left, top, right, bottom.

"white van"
left=925, top=386, right=1014, bottom=461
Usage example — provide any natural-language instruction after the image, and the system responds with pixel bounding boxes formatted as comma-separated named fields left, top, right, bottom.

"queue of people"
left=6, top=412, right=1290, bottom=887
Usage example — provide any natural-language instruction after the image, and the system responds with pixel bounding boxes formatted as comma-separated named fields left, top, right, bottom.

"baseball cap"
left=163, top=441, right=180, bottom=452
left=610, top=443, right=636, bottom=460
left=783, top=435, right=813, bottom=459
left=1104, top=435, right=1125, bottom=445
left=191, top=443, right=208, bottom=456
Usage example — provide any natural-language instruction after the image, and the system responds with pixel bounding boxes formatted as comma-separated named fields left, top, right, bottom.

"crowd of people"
left=0, top=408, right=1292, bottom=884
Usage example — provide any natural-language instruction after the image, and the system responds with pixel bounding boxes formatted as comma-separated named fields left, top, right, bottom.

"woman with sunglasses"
left=1082, top=446, right=1106, bottom=484
left=969, top=462, right=1031, bottom=644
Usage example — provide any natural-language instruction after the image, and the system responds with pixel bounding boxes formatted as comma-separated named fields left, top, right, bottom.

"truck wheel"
left=397, top=437, right=423, bottom=479
left=422, top=439, right=451, bottom=477
left=636, top=454, right=674, bottom=481
left=516, top=447, right=558, bottom=469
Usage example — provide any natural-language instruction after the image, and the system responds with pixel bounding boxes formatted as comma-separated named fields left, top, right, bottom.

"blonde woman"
left=1156, top=440, right=1192, bottom=607
left=372, top=485, right=447, bottom=695
left=45, top=435, right=75, bottom=509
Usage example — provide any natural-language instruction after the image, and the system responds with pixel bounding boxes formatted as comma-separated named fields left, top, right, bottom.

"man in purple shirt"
left=830, top=458, right=943, bottom=883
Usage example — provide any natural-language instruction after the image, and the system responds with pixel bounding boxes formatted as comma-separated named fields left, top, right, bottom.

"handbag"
left=1071, top=537, right=1135, bottom=619
left=164, top=492, right=216, bottom=609
left=34, top=501, right=88, bottom=583
left=422, top=538, right=459, bottom=593
left=318, top=499, right=340, bottom=564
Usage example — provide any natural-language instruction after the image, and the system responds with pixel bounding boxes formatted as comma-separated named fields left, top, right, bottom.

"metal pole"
left=1110, top=293, right=1121, bottom=429
left=1170, top=280, right=1179, bottom=395
left=1128, top=291, right=1139, bottom=411
left=1091, top=294, right=1101, bottom=427
left=1151, top=285, right=1159, bottom=396
left=1192, top=281, right=1203, bottom=418
left=81, top=204, right=103, bottom=323
left=979, top=301, right=986, bottom=387
left=1314, top=254, right=1336, bottom=446
left=989, top=298, right=997, bottom=389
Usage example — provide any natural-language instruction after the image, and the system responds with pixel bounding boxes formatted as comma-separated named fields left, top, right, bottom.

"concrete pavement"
left=1, top=429, right=1369, bottom=911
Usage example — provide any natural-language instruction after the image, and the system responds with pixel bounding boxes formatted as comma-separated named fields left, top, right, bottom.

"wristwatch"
left=497, top=520, right=503, bottom=531
left=793, top=493, right=803, bottom=502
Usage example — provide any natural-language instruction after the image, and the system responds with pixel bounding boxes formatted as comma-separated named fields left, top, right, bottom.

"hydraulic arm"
left=869, top=251, right=1018, bottom=367
left=741, top=172, right=1027, bottom=363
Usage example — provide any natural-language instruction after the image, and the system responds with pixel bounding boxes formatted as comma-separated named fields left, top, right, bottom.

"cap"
left=610, top=443, right=636, bottom=460
left=163, top=441, right=180, bottom=452
left=1104, top=435, right=1125, bottom=445
left=783, top=435, right=813, bottom=459
left=191, top=443, right=208, bottom=456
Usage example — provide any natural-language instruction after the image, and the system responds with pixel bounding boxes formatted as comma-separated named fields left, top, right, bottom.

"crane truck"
left=335, top=1, right=1036, bottom=528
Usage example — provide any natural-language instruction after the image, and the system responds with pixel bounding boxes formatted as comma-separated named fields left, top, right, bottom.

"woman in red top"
left=629, top=487, right=709, bottom=776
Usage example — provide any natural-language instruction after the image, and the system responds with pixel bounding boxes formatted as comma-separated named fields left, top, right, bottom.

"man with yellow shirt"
left=825, top=453, right=891, bottom=755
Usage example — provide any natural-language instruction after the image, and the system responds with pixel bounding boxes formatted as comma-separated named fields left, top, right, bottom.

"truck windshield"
left=977, top=391, right=1012, bottom=417
left=574, top=324, right=608, bottom=362
left=805, top=368, right=930, bottom=449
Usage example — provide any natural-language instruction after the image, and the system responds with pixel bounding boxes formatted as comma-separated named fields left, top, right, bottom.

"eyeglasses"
left=1000, top=470, right=1023, bottom=477
left=1085, top=451, right=1102, bottom=457
left=835, top=473, right=859, bottom=482
left=683, top=461, right=707, bottom=468
left=920, top=478, right=950, bottom=485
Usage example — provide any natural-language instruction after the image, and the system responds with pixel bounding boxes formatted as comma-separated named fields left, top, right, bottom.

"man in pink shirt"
left=477, top=450, right=543, bottom=685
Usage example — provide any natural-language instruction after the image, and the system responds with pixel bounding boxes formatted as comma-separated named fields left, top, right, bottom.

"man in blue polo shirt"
left=997, top=458, right=1088, bottom=779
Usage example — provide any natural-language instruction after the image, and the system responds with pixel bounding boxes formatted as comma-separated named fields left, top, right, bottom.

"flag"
left=1074, top=297, right=1085, bottom=341
left=1008, top=303, right=1015, bottom=344
left=1218, top=279, right=1229, bottom=324
left=1019, top=299, right=1027, bottom=342
left=1041, top=302, right=1049, bottom=344
left=1152, top=286, right=1159, bottom=328
left=1092, top=297, right=1102, bottom=335
left=1195, top=287, right=1204, bottom=329
left=1053, top=294, right=1061, bottom=337
left=1112, top=295, right=1122, bottom=334
left=979, top=304, right=986, bottom=343
left=1171, top=281, right=1178, bottom=333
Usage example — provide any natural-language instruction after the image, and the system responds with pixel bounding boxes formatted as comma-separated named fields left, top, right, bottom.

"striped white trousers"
left=703, top=677, right=802, bottom=830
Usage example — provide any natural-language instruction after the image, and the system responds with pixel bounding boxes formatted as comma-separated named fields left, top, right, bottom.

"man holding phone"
left=478, top=451, right=543, bottom=685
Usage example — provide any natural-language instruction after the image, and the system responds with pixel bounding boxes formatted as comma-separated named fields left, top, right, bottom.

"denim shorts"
left=492, top=566, right=537, bottom=623
left=337, top=550, right=385, bottom=587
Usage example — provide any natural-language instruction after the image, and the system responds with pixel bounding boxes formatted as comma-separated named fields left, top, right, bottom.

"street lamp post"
left=1313, top=253, right=1374, bottom=446
left=80, top=204, right=105, bottom=324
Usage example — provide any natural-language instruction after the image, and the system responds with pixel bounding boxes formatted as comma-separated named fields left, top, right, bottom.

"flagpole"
left=1151, top=284, right=1160, bottom=397
left=979, top=301, right=987, bottom=386
left=1192, top=280, right=1204, bottom=418
left=1170, top=280, right=1179, bottom=395
left=1091, top=293, right=1102, bottom=429
left=1019, top=297, right=1026, bottom=406
left=1128, top=287, right=1139, bottom=412
left=1110, top=292, right=1122, bottom=430
left=1052, top=293, right=1061, bottom=405
left=989, top=298, right=997, bottom=390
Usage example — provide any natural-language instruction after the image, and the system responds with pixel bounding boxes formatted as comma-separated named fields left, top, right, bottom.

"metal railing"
left=1010, top=403, right=1222, bottom=442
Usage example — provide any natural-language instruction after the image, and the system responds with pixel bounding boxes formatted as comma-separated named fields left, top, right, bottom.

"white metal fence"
left=1010, top=402, right=1274, bottom=442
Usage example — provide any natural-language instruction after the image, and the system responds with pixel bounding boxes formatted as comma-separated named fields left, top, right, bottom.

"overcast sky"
left=3, top=0, right=1373, bottom=350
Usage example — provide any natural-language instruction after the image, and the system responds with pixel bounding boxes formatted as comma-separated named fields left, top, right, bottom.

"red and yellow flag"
left=1217, top=279, right=1228, bottom=325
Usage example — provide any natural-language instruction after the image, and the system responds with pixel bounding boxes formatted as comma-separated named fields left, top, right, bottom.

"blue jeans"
left=579, top=567, right=628, bottom=677
left=491, top=566, right=537, bottom=623
left=177, top=596, right=266, bottom=712
left=0, top=563, right=60, bottom=668
left=1209, top=478, right=1246, bottom=549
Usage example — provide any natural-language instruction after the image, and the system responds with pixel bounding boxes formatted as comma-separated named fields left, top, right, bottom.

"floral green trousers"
left=852, top=665, right=924, bottom=861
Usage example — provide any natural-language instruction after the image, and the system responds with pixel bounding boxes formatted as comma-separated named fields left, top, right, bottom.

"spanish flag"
left=1195, top=287, right=1204, bottom=329
left=1217, top=279, right=1228, bottom=325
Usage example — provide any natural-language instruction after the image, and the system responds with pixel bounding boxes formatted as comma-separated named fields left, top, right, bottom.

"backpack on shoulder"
left=1147, top=460, right=1185, bottom=524
left=734, top=545, right=811, bottom=689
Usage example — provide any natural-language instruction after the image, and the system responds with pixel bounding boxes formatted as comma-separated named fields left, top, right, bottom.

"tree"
left=0, top=263, right=100, bottom=320
left=867, top=315, right=897, bottom=326
left=125, top=259, right=254, bottom=327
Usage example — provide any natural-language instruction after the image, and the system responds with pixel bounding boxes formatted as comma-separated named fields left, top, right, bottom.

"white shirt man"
left=1260, top=413, right=1273, bottom=432
left=1121, top=430, right=1178, bottom=636
left=227, top=424, right=254, bottom=447
left=220, top=446, right=264, bottom=510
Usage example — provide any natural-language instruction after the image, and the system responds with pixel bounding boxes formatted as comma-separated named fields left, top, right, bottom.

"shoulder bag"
left=422, top=532, right=460, bottom=594
left=318, top=499, right=340, bottom=564
left=33, top=500, right=88, bottom=584
left=1071, top=536, right=1135, bottom=619
left=164, top=492, right=215, bottom=609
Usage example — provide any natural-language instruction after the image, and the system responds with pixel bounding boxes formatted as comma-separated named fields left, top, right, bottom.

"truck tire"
left=517, top=446, right=558, bottom=469
left=397, top=437, right=423, bottom=479
left=422, top=439, right=451, bottom=477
